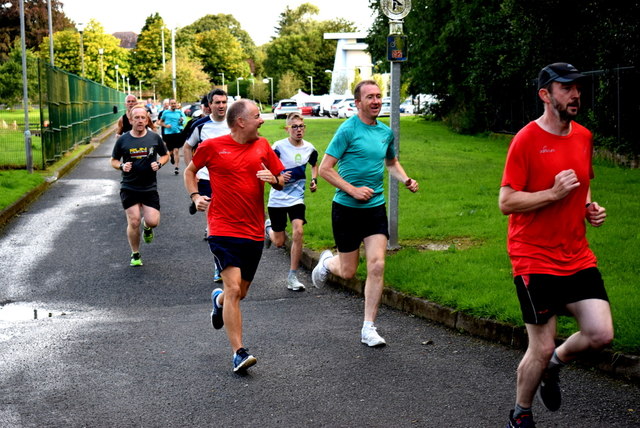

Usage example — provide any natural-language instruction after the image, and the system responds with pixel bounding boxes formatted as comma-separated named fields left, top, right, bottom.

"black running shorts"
left=120, top=189, right=160, bottom=210
left=331, top=202, right=389, bottom=253
left=267, top=204, right=307, bottom=232
left=514, top=267, right=609, bottom=325
left=207, top=236, right=264, bottom=283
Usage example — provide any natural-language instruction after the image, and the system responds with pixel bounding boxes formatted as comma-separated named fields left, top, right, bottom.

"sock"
left=363, top=321, right=374, bottom=330
left=548, top=349, right=566, bottom=371
left=513, top=403, right=532, bottom=419
left=216, top=294, right=223, bottom=307
left=288, top=269, right=297, bottom=277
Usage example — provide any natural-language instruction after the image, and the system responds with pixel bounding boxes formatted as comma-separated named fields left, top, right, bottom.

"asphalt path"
left=1, top=132, right=639, bottom=427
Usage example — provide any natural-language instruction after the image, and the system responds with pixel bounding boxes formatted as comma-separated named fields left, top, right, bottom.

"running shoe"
left=537, top=367, right=561, bottom=411
left=213, top=267, right=222, bottom=283
left=210, top=288, right=224, bottom=329
left=287, top=274, right=305, bottom=291
left=143, top=226, right=154, bottom=244
left=233, top=347, right=257, bottom=373
left=361, top=325, right=386, bottom=347
left=130, top=252, right=143, bottom=267
left=506, top=409, right=536, bottom=428
left=174, top=167, right=179, bottom=175
left=311, top=250, right=333, bottom=288
left=264, top=219, right=272, bottom=249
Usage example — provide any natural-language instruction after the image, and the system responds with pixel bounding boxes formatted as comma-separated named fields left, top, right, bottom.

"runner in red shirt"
left=184, top=99, right=284, bottom=373
left=500, top=63, right=613, bottom=428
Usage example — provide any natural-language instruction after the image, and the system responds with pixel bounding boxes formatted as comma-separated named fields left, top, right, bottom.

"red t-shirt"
left=501, top=120, right=597, bottom=276
left=193, top=134, right=284, bottom=241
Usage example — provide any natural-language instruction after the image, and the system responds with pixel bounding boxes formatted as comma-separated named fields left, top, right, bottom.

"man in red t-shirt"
left=499, top=63, right=613, bottom=428
left=184, top=99, right=284, bottom=373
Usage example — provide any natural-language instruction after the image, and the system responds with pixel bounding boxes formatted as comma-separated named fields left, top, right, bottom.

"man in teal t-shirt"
left=312, top=80, right=419, bottom=347
left=157, top=98, right=186, bottom=175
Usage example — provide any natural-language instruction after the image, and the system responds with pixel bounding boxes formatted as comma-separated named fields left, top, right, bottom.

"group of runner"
left=109, top=64, right=613, bottom=428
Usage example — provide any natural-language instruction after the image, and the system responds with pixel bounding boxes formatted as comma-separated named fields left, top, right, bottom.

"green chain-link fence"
left=0, top=58, right=122, bottom=170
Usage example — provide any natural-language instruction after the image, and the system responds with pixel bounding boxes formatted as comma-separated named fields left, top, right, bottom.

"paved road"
left=1, top=133, right=639, bottom=427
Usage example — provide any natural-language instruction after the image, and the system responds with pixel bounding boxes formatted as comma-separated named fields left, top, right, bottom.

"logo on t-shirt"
left=539, top=146, right=556, bottom=154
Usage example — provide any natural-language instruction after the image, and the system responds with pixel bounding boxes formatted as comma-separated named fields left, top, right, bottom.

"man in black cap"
left=499, top=63, right=612, bottom=428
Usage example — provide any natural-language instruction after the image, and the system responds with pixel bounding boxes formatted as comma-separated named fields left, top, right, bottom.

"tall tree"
left=131, top=14, right=171, bottom=85
left=152, top=47, right=210, bottom=101
left=264, top=3, right=356, bottom=96
left=0, top=0, right=73, bottom=61
left=193, top=28, right=250, bottom=82
left=176, top=14, right=257, bottom=81
left=40, top=19, right=129, bottom=87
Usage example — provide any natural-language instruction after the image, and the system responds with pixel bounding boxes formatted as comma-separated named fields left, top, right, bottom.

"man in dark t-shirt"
left=111, top=105, right=169, bottom=266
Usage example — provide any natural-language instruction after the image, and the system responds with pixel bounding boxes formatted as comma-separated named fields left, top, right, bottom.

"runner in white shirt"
left=264, top=113, right=319, bottom=291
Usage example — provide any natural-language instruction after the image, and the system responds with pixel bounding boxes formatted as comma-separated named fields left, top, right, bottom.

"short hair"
left=130, top=104, right=148, bottom=117
left=226, top=99, right=253, bottom=128
left=354, top=80, right=379, bottom=100
left=200, top=95, right=209, bottom=107
left=208, top=88, right=228, bottom=103
left=285, top=112, right=304, bottom=125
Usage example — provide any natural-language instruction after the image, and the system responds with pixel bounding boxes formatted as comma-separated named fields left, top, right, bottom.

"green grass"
left=0, top=109, right=43, bottom=167
left=260, top=117, right=640, bottom=354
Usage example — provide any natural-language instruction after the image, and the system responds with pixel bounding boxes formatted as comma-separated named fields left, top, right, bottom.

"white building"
left=324, top=32, right=374, bottom=96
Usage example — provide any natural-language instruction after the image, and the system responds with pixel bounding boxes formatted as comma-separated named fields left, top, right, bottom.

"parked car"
left=273, top=99, right=302, bottom=119
left=337, top=101, right=357, bottom=118
left=181, top=102, right=200, bottom=117
left=331, top=98, right=354, bottom=117
left=301, top=102, right=320, bottom=116
left=379, top=101, right=391, bottom=117
left=399, top=100, right=415, bottom=114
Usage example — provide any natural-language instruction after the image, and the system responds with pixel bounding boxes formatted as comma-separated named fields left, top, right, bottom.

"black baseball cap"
left=538, top=62, right=587, bottom=90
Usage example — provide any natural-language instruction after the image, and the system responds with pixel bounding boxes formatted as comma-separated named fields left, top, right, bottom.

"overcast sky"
left=60, top=0, right=376, bottom=45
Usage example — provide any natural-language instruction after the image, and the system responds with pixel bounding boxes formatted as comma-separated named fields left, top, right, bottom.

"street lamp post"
left=236, top=77, right=244, bottom=99
left=139, top=80, right=144, bottom=99
left=127, top=76, right=130, bottom=94
left=115, top=64, right=119, bottom=91
left=98, top=48, right=104, bottom=85
left=307, top=75, right=314, bottom=95
left=77, top=22, right=85, bottom=77
left=218, top=72, right=225, bottom=87
left=324, top=69, right=333, bottom=94
left=263, top=77, right=273, bottom=107
left=249, top=73, right=255, bottom=101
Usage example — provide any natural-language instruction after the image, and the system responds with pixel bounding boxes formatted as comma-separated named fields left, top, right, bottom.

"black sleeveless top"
left=121, top=113, right=132, bottom=133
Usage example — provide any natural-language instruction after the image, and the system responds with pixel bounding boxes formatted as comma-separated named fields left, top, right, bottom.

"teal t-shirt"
left=325, top=115, right=395, bottom=208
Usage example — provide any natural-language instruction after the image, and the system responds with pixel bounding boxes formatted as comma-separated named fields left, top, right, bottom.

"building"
left=324, top=32, right=374, bottom=96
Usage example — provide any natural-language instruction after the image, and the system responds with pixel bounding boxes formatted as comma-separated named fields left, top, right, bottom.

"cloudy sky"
left=60, top=0, right=376, bottom=45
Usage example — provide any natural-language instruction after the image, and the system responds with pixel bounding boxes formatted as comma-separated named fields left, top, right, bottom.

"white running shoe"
left=311, top=250, right=333, bottom=288
left=361, top=325, right=386, bottom=347
left=287, top=274, right=306, bottom=291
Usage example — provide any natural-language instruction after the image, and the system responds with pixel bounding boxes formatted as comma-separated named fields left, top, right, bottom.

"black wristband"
left=190, top=192, right=200, bottom=199
left=586, top=202, right=592, bottom=208
left=119, top=163, right=124, bottom=171
left=157, top=161, right=162, bottom=169
left=311, top=177, right=317, bottom=183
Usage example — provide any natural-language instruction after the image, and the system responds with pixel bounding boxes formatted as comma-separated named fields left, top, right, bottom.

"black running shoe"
left=506, top=409, right=536, bottom=428
left=537, top=368, right=561, bottom=411
left=210, top=288, right=224, bottom=329
left=233, top=347, right=256, bottom=373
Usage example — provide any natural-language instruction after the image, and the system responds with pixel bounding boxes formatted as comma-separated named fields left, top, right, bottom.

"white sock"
left=216, top=294, right=223, bottom=307
left=363, top=321, right=374, bottom=330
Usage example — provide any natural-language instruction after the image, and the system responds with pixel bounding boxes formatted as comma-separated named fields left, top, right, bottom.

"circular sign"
left=381, top=0, right=412, bottom=20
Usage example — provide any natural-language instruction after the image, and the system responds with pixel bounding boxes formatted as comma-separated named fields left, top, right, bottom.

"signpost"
left=381, top=0, right=411, bottom=249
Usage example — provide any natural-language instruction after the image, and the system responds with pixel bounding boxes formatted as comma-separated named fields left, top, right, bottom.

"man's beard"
left=551, top=95, right=579, bottom=123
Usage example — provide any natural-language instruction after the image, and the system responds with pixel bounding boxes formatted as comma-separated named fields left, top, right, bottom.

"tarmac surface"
left=1, top=130, right=640, bottom=427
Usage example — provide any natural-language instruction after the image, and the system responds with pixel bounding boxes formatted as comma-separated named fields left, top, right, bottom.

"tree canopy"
left=0, top=0, right=73, bottom=61
left=366, top=0, right=639, bottom=153
left=264, top=3, right=356, bottom=96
